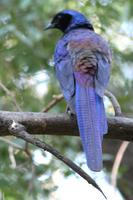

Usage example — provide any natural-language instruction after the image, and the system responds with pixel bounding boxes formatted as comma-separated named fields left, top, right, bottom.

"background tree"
left=0, top=0, right=133, bottom=199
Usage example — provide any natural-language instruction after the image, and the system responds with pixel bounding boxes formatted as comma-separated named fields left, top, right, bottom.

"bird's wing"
left=54, top=39, right=75, bottom=111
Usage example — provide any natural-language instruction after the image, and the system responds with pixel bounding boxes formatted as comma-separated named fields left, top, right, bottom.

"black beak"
left=44, top=23, right=55, bottom=31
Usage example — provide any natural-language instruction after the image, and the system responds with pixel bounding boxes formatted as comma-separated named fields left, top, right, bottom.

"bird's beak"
left=44, top=23, right=55, bottom=31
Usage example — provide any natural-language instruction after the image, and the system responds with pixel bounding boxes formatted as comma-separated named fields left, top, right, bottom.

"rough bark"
left=0, top=111, right=133, bottom=141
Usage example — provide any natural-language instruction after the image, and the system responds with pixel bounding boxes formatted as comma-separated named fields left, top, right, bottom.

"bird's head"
left=44, top=9, right=94, bottom=33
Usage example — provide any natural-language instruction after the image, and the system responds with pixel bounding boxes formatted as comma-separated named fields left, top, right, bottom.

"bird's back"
left=54, top=28, right=111, bottom=100
left=55, top=29, right=111, bottom=63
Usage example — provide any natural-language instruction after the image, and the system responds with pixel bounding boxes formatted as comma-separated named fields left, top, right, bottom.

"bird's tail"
left=76, top=83, right=107, bottom=171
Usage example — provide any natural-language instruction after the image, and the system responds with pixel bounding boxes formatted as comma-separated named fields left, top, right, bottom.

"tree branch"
left=8, top=121, right=107, bottom=199
left=0, top=111, right=133, bottom=141
left=105, top=90, right=122, bottom=116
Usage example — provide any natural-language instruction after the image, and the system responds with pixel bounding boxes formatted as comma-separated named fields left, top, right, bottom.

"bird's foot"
left=66, top=106, right=75, bottom=118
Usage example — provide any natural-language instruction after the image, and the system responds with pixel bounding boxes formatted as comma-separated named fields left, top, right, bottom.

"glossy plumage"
left=47, top=10, right=112, bottom=171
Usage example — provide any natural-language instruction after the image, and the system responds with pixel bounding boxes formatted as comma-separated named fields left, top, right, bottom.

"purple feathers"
left=52, top=10, right=112, bottom=171
left=75, top=82, right=107, bottom=171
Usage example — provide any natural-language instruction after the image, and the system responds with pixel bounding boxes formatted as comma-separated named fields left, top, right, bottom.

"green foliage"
left=0, top=0, right=133, bottom=199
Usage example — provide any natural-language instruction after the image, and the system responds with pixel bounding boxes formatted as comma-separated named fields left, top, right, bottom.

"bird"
left=45, top=9, right=112, bottom=171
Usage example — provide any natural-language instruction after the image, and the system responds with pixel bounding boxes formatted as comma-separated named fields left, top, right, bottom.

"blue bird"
left=45, top=10, right=112, bottom=171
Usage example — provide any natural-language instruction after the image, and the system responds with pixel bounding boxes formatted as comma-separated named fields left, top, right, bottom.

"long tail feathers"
left=76, top=83, right=107, bottom=171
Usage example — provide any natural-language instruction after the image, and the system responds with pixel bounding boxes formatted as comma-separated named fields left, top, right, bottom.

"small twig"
left=28, top=164, right=36, bottom=194
left=42, top=94, right=63, bottom=112
left=105, top=90, right=122, bottom=116
left=8, top=121, right=107, bottom=199
left=0, top=81, right=21, bottom=112
left=0, top=137, right=23, bottom=150
left=24, top=142, right=32, bottom=158
left=8, top=145, right=16, bottom=168
left=111, top=141, right=129, bottom=187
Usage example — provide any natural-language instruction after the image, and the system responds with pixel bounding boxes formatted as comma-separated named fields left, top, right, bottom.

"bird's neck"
left=64, top=23, right=94, bottom=34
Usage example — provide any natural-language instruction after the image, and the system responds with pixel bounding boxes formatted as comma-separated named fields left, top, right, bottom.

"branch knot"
left=9, top=120, right=26, bottom=134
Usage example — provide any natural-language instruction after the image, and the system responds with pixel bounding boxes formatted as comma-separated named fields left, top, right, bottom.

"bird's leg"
left=66, top=105, right=75, bottom=117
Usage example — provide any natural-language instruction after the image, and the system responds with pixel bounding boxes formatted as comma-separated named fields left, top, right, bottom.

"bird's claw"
left=66, top=105, right=75, bottom=118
